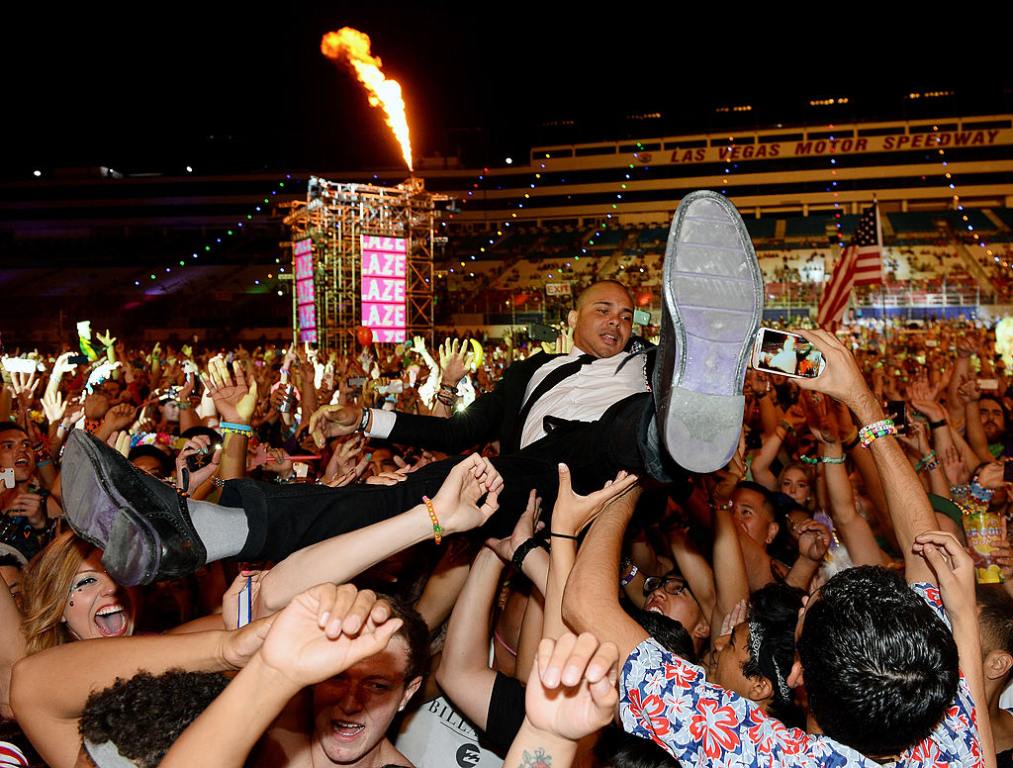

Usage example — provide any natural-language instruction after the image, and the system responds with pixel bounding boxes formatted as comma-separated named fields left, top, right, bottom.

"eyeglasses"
left=643, top=576, right=688, bottom=597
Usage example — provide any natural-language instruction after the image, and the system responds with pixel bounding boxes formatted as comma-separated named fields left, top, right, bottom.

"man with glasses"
left=633, top=571, right=709, bottom=657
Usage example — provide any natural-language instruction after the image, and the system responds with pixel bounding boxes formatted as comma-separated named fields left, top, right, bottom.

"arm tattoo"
left=519, top=746, right=553, bottom=767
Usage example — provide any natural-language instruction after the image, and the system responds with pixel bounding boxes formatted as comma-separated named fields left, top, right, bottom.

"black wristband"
left=511, top=537, right=548, bottom=572
left=549, top=531, right=579, bottom=540
left=842, top=432, right=860, bottom=451
left=928, top=418, right=946, bottom=430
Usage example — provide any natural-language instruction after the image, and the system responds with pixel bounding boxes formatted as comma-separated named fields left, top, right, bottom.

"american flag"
left=816, top=203, right=883, bottom=327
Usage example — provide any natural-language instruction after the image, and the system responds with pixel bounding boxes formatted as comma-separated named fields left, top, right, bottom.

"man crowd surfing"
left=0, top=190, right=1011, bottom=768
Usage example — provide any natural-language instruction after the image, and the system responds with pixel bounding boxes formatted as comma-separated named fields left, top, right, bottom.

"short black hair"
left=977, top=584, right=1013, bottom=656
left=79, top=670, right=229, bottom=768
left=628, top=606, right=697, bottom=664
left=127, top=445, right=174, bottom=477
left=742, top=582, right=805, bottom=727
left=735, top=480, right=776, bottom=517
left=596, top=726, right=680, bottom=768
left=0, top=421, right=27, bottom=436
left=799, top=566, right=958, bottom=756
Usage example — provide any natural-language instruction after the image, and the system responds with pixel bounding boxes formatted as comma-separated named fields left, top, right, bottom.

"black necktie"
left=512, top=353, right=594, bottom=449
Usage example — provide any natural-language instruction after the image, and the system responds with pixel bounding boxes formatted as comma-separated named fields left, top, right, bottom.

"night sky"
left=3, top=4, right=1009, bottom=178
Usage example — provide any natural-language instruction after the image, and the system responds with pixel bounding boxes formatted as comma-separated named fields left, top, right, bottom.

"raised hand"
left=554, top=327, right=574, bottom=355
left=258, top=583, right=403, bottom=689
left=96, top=329, right=116, bottom=349
left=911, top=530, right=977, bottom=622
left=486, top=489, right=544, bottom=563
left=523, top=633, right=619, bottom=742
left=41, top=389, right=68, bottom=424
left=909, top=378, right=947, bottom=422
left=102, top=402, right=136, bottom=432
left=176, top=435, right=222, bottom=490
left=222, top=569, right=265, bottom=630
left=2, top=492, right=46, bottom=527
left=430, top=453, right=504, bottom=534
left=308, top=404, right=362, bottom=447
left=796, top=329, right=878, bottom=414
left=202, top=357, right=258, bottom=424
left=795, top=519, right=831, bottom=562
left=51, top=352, right=80, bottom=379
left=550, top=464, right=639, bottom=537
left=942, top=445, right=970, bottom=486
left=439, top=337, right=473, bottom=386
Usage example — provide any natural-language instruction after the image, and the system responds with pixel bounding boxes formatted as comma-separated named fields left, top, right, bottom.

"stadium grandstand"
left=2, top=112, right=1012, bottom=340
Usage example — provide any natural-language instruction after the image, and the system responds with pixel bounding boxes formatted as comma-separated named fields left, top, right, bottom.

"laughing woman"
left=20, top=531, right=137, bottom=654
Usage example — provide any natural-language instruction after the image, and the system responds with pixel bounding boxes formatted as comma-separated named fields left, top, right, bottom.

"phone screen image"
left=752, top=329, right=825, bottom=378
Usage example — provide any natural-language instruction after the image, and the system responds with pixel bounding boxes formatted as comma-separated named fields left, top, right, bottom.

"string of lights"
left=132, top=174, right=299, bottom=294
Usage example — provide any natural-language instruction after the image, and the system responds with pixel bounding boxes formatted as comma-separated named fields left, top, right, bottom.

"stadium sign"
left=655, top=128, right=1008, bottom=166
left=361, top=235, right=408, bottom=343
left=293, top=238, right=317, bottom=343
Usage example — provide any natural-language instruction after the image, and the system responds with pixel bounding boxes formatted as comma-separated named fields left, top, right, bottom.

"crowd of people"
left=0, top=190, right=1011, bottom=768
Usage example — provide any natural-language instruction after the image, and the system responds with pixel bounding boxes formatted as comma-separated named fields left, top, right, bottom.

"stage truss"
left=283, top=176, right=447, bottom=354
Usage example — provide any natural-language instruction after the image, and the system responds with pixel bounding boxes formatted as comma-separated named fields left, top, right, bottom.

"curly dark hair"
left=799, top=566, right=958, bottom=756
left=79, top=670, right=229, bottom=768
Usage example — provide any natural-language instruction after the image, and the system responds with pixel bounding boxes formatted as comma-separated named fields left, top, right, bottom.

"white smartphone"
left=0, top=468, right=15, bottom=490
left=978, top=378, right=999, bottom=391
left=1, top=357, right=37, bottom=374
left=750, top=328, right=826, bottom=379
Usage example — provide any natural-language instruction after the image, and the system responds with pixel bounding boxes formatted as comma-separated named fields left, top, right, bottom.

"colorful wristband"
left=915, top=450, right=938, bottom=473
left=422, top=495, right=442, bottom=545
left=219, top=421, right=252, bottom=436
left=858, top=418, right=896, bottom=448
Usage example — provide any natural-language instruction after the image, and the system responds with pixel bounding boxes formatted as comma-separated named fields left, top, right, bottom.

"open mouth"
left=331, top=720, right=365, bottom=740
left=13, top=457, right=29, bottom=468
left=600, top=333, right=619, bottom=347
left=94, top=605, right=128, bottom=637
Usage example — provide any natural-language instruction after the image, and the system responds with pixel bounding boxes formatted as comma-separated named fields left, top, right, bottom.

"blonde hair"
left=21, top=531, right=94, bottom=655
left=776, top=462, right=816, bottom=510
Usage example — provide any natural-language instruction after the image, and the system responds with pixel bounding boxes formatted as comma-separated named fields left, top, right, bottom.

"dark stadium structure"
left=2, top=112, right=1012, bottom=343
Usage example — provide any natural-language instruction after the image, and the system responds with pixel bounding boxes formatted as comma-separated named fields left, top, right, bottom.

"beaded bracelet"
left=220, top=421, right=253, bottom=436
left=858, top=418, right=896, bottom=448
left=421, top=495, right=443, bottom=545
left=176, top=401, right=192, bottom=411
left=439, top=382, right=459, bottom=395
left=915, top=450, right=938, bottom=473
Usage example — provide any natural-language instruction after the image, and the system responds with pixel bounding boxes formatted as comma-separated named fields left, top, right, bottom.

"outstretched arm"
left=258, top=454, right=502, bottom=614
left=563, top=491, right=648, bottom=664
left=10, top=622, right=266, bottom=768
left=161, top=585, right=403, bottom=768
left=800, top=330, right=938, bottom=585
left=435, top=547, right=503, bottom=731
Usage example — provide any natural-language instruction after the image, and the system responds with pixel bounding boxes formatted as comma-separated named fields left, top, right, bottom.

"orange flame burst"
left=321, top=27, right=413, bottom=172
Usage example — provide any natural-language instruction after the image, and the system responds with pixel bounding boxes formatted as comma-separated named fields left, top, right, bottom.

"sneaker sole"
left=658, top=191, right=764, bottom=473
left=62, top=433, right=161, bottom=586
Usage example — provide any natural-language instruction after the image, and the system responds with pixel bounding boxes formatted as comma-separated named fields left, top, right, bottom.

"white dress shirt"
left=367, top=346, right=648, bottom=449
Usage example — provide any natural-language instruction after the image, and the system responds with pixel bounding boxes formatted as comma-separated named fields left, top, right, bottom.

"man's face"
left=312, top=637, right=421, bottom=765
left=0, top=429, right=33, bottom=483
left=708, top=621, right=757, bottom=698
left=567, top=283, right=634, bottom=359
left=732, top=487, right=777, bottom=546
left=980, top=399, right=1006, bottom=443
left=643, top=574, right=703, bottom=634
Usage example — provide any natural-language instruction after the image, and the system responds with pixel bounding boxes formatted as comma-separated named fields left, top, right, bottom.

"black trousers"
left=226, top=393, right=683, bottom=562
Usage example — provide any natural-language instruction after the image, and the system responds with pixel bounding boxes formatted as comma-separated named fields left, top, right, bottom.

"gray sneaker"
left=652, top=191, right=764, bottom=473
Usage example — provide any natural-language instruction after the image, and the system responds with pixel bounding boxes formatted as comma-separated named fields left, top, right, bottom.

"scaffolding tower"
left=283, top=176, right=446, bottom=354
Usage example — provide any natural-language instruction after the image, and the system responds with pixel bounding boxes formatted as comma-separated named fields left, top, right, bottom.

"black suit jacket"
left=387, top=352, right=562, bottom=455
